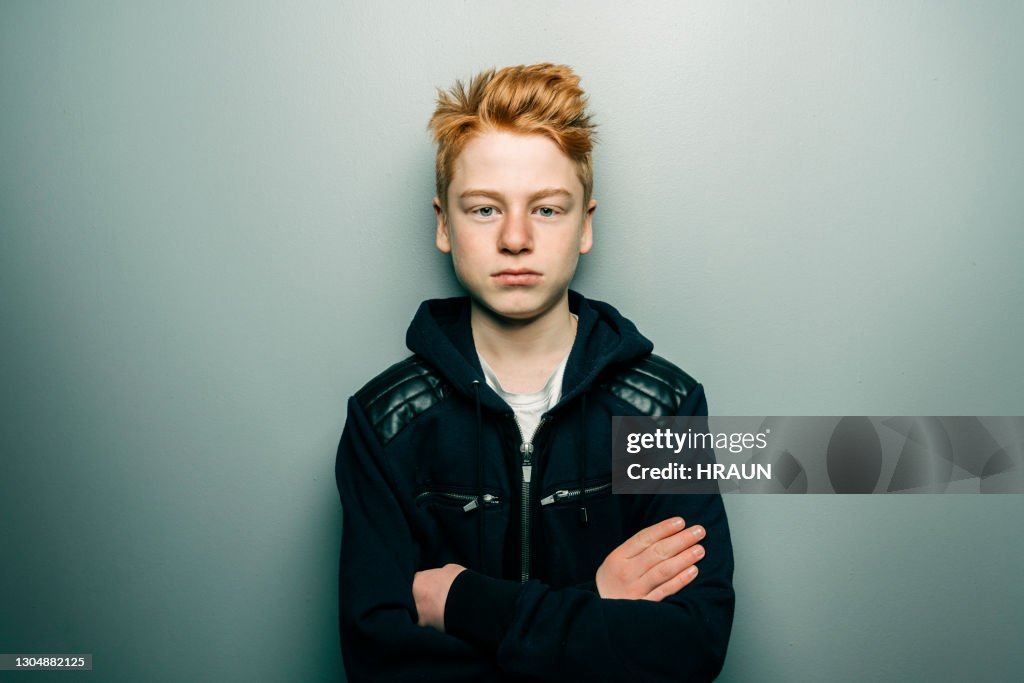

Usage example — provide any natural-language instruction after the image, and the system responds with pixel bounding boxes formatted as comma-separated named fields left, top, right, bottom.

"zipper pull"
left=521, top=442, right=534, bottom=482
left=463, top=493, right=499, bottom=512
left=540, top=490, right=570, bottom=506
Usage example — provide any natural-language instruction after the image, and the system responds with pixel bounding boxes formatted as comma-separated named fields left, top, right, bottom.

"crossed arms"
left=337, top=396, right=735, bottom=682
left=414, top=515, right=707, bottom=629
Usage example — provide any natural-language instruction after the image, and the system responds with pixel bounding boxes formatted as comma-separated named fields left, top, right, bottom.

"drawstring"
left=471, top=380, right=485, bottom=572
left=578, top=391, right=589, bottom=525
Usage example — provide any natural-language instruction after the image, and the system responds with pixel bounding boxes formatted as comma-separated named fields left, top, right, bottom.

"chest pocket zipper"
left=415, top=490, right=501, bottom=513
left=539, top=482, right=612, bottom=507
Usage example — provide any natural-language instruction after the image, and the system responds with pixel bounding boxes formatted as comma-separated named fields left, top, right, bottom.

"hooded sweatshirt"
left=336, top=290, right=735, bottom=682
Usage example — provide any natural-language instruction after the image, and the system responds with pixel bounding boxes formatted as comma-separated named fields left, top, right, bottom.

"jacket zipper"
left=414, top=490, right=500, bottom=513
left=539, top=482, right=611, bottom=506
left=514, top=414, right=547, bottom=583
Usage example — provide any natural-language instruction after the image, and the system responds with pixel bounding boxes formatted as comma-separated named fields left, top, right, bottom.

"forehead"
left=449, top=130, right=581, bottom=199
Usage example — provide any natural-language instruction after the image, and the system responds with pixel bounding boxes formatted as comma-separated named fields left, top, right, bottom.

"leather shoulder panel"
left=355, top=356, right=448, bottom=446
left=602, top=354, right=698, bottom=417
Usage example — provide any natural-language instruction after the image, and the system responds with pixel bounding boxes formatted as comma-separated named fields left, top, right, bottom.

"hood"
left=405, top=290, right=653, bottom=414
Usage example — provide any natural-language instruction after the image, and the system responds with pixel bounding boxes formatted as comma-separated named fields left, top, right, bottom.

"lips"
left=493, top=269, right=541, bottom=286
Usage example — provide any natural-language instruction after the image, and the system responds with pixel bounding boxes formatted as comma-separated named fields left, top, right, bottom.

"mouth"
left=493, top=269, right=541, bottom=286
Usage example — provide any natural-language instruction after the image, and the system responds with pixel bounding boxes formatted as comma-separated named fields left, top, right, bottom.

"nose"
left=497, top=210, right=533, bottom=254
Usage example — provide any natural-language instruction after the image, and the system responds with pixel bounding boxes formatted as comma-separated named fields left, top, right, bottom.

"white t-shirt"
left=479, top=351, right=569, bottom=444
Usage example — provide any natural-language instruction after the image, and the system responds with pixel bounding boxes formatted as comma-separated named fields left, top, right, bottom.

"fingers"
left=601, top=517, right=708, bottom=601
left=632, top=523, right=705, bottom=578
left=620, top=517, right=688, bottom=559
left=631, top=523, right=705, bottom=597
left=650, top=524, right=704, bottom=561
left=641, top=541, right=704, bottom=590
left=644, top=564, right=699, bottom=602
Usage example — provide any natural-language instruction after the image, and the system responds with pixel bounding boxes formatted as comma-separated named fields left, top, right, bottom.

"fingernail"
left=693, top=545, right=705, bottom=558
left=688, top=566, right=698, bottom=576
left=671, top=517, right=684, bottom=527
left=692, top=526, right=704, bottom=538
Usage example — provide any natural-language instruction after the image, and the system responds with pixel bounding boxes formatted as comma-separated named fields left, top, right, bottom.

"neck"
left=470, top=294, right=576, bottom=370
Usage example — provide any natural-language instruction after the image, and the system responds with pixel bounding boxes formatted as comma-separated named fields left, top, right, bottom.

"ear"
left=433, top=197, right=452, bottom=254
left=579, top=198, right=596, bottom=254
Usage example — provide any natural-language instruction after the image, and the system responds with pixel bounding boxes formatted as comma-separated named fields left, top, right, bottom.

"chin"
left=475, top=291, right=561, bottom=323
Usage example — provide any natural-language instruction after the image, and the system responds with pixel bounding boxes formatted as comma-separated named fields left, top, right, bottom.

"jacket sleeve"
left=444, top=384, right=735, bottom=682
left=336, top=396, right=494, bottom=682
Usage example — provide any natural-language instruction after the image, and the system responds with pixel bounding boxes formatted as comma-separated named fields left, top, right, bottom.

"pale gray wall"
left=2, top=1, right=1022, bottom=681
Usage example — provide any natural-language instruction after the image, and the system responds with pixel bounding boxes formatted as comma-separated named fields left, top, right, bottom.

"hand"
left=412, top=563, right=466, bottom=631
left=595, top=517, right=705, bottom=601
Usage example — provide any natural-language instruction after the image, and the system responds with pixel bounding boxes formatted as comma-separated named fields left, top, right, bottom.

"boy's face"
left=434, top=130, right=595, bottom=324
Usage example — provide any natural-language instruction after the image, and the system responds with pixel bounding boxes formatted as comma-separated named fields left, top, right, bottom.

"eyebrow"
left=459, top=187, right=574, bottom=203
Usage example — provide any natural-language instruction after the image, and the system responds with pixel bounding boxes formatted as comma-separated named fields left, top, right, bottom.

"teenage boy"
left=336, top=63, right=734, bottom=682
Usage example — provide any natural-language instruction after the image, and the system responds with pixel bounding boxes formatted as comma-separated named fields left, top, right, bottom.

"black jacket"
left=336, top=291, right=735, bottom=682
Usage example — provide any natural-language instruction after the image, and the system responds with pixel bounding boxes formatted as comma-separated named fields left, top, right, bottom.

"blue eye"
left=537, top=207, right=555, bottom=218
left=476, top=207, right=495, bottom=217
